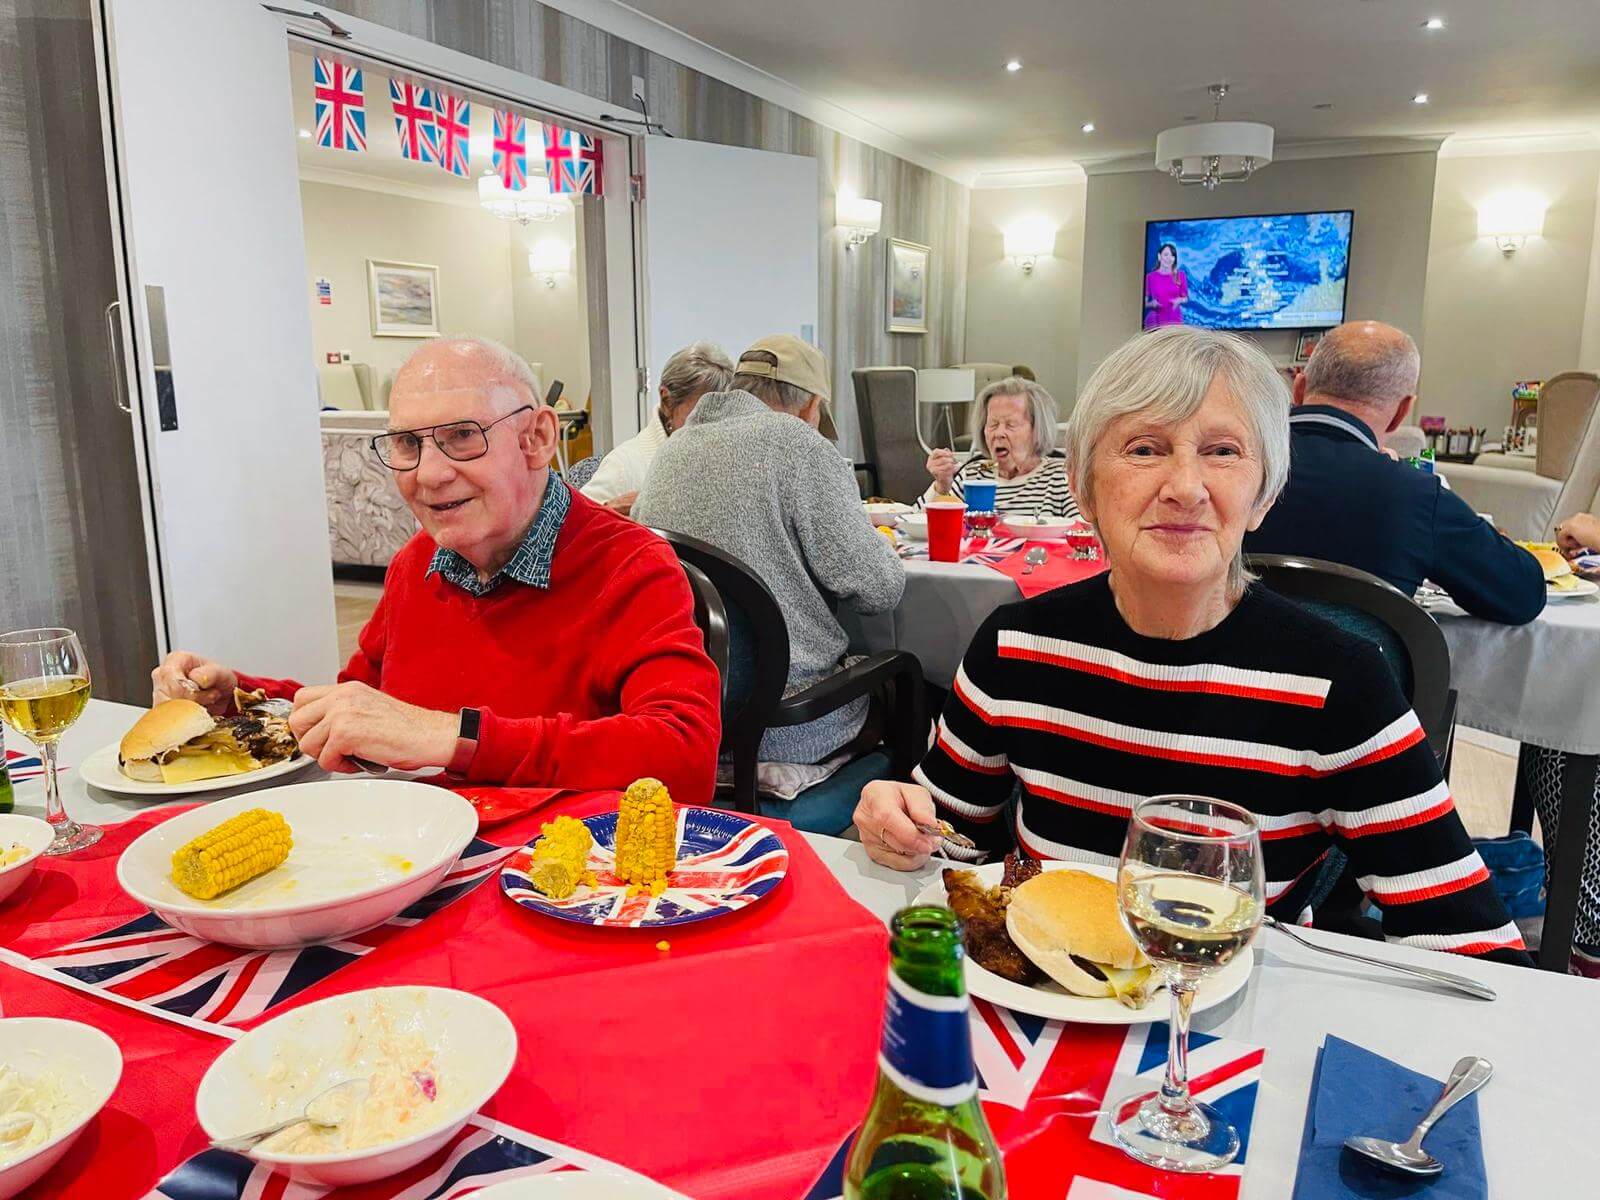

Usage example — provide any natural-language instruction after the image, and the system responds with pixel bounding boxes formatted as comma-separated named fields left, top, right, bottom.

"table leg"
left=1539, top=751, right=1598, bottom=972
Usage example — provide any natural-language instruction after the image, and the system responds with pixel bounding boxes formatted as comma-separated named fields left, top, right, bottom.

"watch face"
left=460, top=707, right=482, bottom=741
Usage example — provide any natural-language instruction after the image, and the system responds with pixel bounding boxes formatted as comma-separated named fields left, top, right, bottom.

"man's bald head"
left=1300, top=321, right=1420, bottom=432
left=392, top=336, right=542, bottom=421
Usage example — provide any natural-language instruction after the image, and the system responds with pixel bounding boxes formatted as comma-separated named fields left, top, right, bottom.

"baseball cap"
left=736, top=334, right=837, bottom=439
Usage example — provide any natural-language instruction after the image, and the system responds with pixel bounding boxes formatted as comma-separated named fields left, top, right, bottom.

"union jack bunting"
left=492, top=109, right=529, bottom=191
left=32, top=839, right=513, bottom=1029
left=4, top=747, right=45, bottom=784
left=389, top=78, right=439, bottom=164
left=433, top=90, right=471, bottom=177
left=805, top=1000, right=1263, bottom=1200
left=313, top=57, right=366, bottom=152
left=542, top=123, right=604, bottom=195
left=149, top=1117, right=605, bottom=1200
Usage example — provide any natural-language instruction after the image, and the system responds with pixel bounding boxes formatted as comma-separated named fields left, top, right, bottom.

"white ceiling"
left=613, top=0, right=1600, bottom=182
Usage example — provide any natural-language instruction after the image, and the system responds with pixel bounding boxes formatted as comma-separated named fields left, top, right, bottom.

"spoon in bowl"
left=210, top=1077, right=371, bottom=1153
left=1344, top=1056, right=1492, bottom=1176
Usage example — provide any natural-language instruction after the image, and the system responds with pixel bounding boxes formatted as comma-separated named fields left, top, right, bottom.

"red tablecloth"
left=1, top=791, right=890, bottom=1200
left=985, top=540, right=1108, bottom=598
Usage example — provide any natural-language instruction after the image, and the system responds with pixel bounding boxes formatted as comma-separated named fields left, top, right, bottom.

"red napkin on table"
left=986, top=540, right=1108, bottom=598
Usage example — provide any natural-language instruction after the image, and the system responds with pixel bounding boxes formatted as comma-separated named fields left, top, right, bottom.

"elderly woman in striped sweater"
left=856, top=326, right=1527, bottom=963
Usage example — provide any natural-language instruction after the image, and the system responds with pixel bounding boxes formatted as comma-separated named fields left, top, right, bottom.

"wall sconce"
left=528, top=239, right=572, bottom=288
left=836, top=194, right=883, bottom=250
left=1003, top=218, right=1056, bottom=273
left=1478, top=191, right=1546, bottom=256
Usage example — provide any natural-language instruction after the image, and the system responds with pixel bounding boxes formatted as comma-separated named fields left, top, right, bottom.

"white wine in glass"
left=0, top=628, right=102, bottom=855
left=1110, top=795, right=1263, bottom=1173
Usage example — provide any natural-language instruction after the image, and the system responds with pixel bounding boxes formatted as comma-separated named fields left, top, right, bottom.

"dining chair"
left=1509, top=745, right=1596, bottom=972
left=851, top=367, right=926, bottom=503
left=652, top=527, right=926, bottom=833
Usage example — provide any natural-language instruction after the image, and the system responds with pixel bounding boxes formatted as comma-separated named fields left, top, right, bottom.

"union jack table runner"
left=806, top=999, right=1264, bottom=1199
left=4, top=746, right=47, bottom=784
left=898, top=536, right=1029, bottom=565
left=146, top=1114, right=688, bottom=1200
left=29, top=838, right=513, bottom=1029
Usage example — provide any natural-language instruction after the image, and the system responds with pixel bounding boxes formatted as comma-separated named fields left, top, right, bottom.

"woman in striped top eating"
left=922, top=376, right=1080, bottom=519
left=859, top=326, right=1526, bottom=963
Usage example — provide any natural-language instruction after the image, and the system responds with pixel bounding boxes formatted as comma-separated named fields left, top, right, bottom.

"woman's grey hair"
left=971, top=376, right=1059, bottom=461
left=1065, top=326, right=1291, bottom=596
left=660, top=341, right=734, bottom=403
left=731, top=351, right=812, bottom=412
left=407, top=334, right=543, bottom=413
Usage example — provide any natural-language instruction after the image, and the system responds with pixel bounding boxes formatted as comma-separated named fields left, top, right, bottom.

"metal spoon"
left=1020, top=546, right=1048, bottom=575
left=1344, top=1056, right=1493, bottom=1176
left=1263, top=916, right=1497, bottom=1001
left=210, top=1078, right=370, bottom=1153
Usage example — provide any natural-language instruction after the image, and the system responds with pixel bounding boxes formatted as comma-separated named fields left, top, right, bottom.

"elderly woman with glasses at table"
left=859, top=327, right=1528, bottom=964
left=148, top=335, right=720, bottom=801
left=922, top=376, right=1080, bottom=519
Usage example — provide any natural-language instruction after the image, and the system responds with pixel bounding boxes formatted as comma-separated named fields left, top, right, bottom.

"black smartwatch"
left=446, top=707, right=482, bottom=774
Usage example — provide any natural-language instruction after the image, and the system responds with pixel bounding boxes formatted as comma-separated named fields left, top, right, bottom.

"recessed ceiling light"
left=298, top=128, right=311, bottom=138
left=1413, top=92, right=1430, bottom=104
left=1081, top=122, right=1095, bottom=133
left=1313, top=102, right=1334, bottom=111
left=1005, top=59, right=1022, bottom=72
left=1423, top=16, right=1445, bottom=30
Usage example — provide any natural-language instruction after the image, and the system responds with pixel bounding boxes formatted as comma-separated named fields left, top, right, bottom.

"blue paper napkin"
left=1291, top=1036, right=1487, bottom=1200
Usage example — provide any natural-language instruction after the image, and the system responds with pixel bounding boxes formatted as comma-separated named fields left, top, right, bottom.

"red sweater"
left=239, top=491, right=721, bottom=804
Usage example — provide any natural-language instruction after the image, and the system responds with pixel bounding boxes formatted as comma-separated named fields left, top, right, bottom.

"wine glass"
left=1110, top=795, right=1263, bottom=1173
left=0, top=628, right=101, bottom=855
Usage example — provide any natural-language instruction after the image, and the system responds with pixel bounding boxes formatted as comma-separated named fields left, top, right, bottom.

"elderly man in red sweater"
left=150, top=336, right=721, bottom=803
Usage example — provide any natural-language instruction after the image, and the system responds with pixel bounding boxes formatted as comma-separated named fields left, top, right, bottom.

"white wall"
left=1078, top=152, right=1439, bottom=389
left=298, top=180, right=590, bottom=407
left=965, top=181, right=1087, bottom=409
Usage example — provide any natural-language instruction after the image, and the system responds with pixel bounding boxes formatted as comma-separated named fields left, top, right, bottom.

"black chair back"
left=680, top=560, right=729, bottom=698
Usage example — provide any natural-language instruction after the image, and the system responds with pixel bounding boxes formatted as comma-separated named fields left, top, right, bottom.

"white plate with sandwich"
left=1521, top=541, right=1599, bottom=600
left=915, top=860, right=1254, bottom=1024
left=79, top=694, right=313, bottom=796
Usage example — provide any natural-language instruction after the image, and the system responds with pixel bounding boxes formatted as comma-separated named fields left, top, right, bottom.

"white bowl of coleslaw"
left=195, top=987, right=516, bottom=1186
left=0, top=816, right=52, bottom=906
left=0, top=1018, right=123, bottom=1199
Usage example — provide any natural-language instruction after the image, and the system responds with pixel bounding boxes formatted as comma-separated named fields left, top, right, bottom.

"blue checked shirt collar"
left=426, top=473, right=570, bottom=596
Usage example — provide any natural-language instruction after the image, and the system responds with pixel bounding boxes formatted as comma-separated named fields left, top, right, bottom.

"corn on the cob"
left=170, top=808, right=292, bottom=900
left=527, top=815, right=595, bottom=899
left=614, top=777, right=677, bottom=895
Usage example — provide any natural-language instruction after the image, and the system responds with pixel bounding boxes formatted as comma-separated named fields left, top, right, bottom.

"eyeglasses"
left=371, top=405, right=535, bottom=471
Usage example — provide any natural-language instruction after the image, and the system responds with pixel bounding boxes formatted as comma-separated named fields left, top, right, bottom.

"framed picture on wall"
left=367, top=259, right=440, bottom=337
left=1294, top=329, right=1325, bottom=363
left=886, top=238, right=930, bottom=334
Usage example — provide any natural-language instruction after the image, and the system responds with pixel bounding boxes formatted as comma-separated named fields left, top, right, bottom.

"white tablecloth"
left=842, top=559, right=1020, bottom=688
left=1432, top=595, right=1600, bottom=755
left=16, top=701, right=1600, bottom=1199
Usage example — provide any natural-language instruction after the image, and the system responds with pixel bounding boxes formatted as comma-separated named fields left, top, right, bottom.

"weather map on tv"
left=1142, top=210, right=1353, bottom=331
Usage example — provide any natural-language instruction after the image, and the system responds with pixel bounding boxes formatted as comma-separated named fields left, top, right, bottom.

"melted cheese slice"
left=1549, top=574, right=1579, bottom=592
left=159, top=750, right=260, bottom=784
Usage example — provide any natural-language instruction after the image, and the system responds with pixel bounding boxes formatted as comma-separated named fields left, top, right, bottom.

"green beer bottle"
left=0, top=725, right=12, bottom=814
left=845, top=906, right=1006, bottom=1200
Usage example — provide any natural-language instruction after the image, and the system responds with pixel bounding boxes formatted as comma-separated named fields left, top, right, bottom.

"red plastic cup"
left=927, top=500, right=967, bottom=562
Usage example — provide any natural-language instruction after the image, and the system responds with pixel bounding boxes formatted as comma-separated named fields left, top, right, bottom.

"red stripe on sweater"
left=998, top=645, right=1328, bottom=708
left=1454, top=935, right=1527, bottom=956
left=936, top=731, right=1010, bottom=775
left=1341, top=794, right=1457, bottom=839
left=1023, top=781, right=1132, bottom=820
left=1371, top=864, right=1491, bottom=906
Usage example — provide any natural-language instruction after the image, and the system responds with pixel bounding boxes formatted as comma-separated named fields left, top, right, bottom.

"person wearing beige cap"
left=634, top=334, right=904, bottom=802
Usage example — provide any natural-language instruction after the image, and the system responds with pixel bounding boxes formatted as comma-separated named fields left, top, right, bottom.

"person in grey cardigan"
left=634, top=334, right=905, bottom=764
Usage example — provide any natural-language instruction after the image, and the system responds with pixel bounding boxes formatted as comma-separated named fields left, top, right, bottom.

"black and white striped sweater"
left=916, top=573, right=1527, bottom=963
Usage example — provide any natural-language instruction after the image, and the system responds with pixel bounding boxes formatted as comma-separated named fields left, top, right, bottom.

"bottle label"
left=879, top=970, right=978, bottom=1105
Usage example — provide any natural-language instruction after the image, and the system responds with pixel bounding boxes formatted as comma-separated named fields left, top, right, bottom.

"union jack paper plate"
left=500, top=807, right=789, bottom=928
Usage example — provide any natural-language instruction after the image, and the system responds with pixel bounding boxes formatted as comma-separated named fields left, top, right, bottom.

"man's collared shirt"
left=426, top=472, right=570, bottom=596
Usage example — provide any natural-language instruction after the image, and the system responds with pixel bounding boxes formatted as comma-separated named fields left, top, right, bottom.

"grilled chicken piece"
left=943, top=868, right=1043, bottom=986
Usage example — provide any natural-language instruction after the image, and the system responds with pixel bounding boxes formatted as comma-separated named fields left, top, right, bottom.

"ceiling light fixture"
left=1154, top=83, right=1274, bottom=190
left=479, top=172, right=569, bottom=224
left=1413, top=92, right=1430, bottom=104
left=1081, top=122, right=1096, bottom=133
left=1423, top=17, right=1445, bottom=30
left=1004, top=59, right=1022, bottom=72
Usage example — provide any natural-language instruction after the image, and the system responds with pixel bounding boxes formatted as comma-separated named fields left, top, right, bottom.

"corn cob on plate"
left=501, top=800, right=790, bottom=929
left=117, top=781, right=478, bottom=949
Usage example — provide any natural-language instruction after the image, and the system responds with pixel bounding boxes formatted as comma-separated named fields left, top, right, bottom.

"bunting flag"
left=4, top=747, right=45, bottom=784
left=389, top=78, right=439, bottom=164
left=313, top=57, right=366, bottom=152
left=434, top=89, right=472, bottom=177
left=492, top=109, right=529, bottom=191
left=542, top=123, right=604, bottom=195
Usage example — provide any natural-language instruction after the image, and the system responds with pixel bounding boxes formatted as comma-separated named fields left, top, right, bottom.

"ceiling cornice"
left=536, top=0, right=978, bottom=186
left=298, top=164, right=483, bottom=208
left=1439, top=131, right=1600, bottom=158
left=972, top=165, right=1088, bottom=190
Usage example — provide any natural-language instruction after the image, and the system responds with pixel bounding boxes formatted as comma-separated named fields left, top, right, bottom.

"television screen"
left=1142, top=210, right=1353, bottom=331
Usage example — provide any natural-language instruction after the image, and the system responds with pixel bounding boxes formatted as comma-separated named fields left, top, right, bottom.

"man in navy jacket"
left=1247, top=321, right=1545, bottom=624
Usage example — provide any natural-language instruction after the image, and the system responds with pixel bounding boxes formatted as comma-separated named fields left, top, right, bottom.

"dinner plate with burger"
left=78, top=689, right=313, bottom=796
left=915, top=857, right=1253, bottom=1024
left=1519, top=541, right=1600, bottom=600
